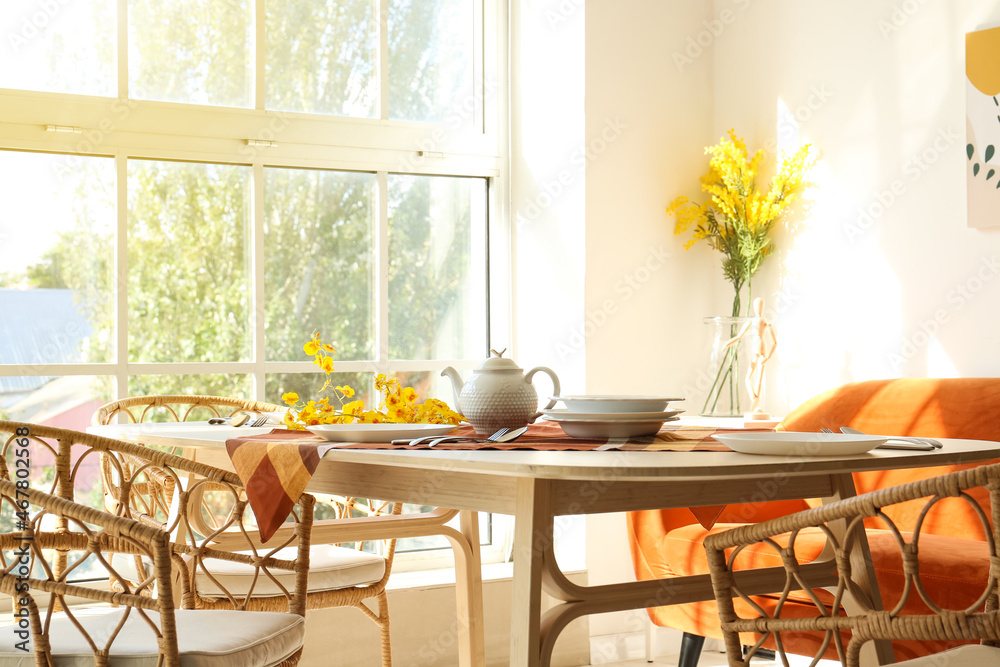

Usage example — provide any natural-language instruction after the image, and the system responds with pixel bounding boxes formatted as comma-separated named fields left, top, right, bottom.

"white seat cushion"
left=112, top=544, right=385, bottom=597
left=0, top=607, right=303, bottom=667
left=891, top=644, right=1000, bottom=666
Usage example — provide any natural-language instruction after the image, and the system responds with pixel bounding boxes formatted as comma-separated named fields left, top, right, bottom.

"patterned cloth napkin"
left=226, top=421, right=741, bottom=540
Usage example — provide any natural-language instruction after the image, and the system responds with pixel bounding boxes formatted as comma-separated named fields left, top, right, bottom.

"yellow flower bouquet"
left=669, top=129, right=813, bottom=317
left=668, top=130, right=813, bottom=414
left=281, top=333, right=464, bottom=430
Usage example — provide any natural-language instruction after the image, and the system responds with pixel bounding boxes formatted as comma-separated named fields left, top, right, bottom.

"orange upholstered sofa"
left=627, top=378, right=1000, bottom=665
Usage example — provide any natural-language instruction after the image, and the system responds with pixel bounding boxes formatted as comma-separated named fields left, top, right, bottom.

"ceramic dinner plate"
left=713, top=432, right=887, bottom=456
left=540, top=408, right=684, bottom=421
left=551, top=395, right=685, bottom=413
left=553, top=419, right=677, bottom=439
left=307, top=423, right=457, bottom=443
left=543, top=415, right=679, bottom=439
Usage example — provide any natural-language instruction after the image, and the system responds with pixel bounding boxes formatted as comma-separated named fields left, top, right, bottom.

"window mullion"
left=378, top=0, right=389, bottom=121
left=376, top=170, right=389, bottom=372
left=117, top=0, right=128, bottom=99
left=252, top=162, right=266, bottom=399
left=474, top=0, right=485, bottom=134
left=115, top=153, right=129, bottom=399
left=254, top=0, right=265, bottom=111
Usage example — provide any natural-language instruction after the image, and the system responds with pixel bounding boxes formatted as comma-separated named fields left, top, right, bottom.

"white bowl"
left=541, top=408, right=684, bottom=421
left=552, top=395, right=683, bottom=414
left=555, top=419, right=668, bottom=439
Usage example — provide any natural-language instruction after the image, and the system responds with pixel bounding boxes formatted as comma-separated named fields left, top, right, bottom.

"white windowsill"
left=387, top=562, right=587, bottom=591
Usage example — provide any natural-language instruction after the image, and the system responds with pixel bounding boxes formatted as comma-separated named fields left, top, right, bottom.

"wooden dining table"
left=88, top=421, right=1000, bottom=667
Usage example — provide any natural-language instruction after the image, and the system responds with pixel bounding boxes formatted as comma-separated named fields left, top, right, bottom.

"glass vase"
left=699, top=316, right=750, bottom=417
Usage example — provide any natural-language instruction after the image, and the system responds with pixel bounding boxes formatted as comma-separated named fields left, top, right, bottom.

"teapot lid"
left=475, top=348, right=521, bottom=372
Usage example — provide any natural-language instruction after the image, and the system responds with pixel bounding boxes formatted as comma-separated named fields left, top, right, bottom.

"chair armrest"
left=705, top=464, right=993, bottom=553
left=704, top=462, right=1000, bottom=667
left=0, top=478, right=171, bottom=611
left=3, top=422, right=317, bottom=614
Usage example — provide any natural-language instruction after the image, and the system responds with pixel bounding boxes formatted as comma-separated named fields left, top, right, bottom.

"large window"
left=0, top=0, right=507, bottom=565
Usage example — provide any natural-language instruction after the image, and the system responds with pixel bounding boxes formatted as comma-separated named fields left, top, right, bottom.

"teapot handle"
left=525, top=366, right=561, bottom=422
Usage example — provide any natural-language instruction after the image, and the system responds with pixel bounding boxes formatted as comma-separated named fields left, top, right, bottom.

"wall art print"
left=967, top=26, right=1000, bottom=228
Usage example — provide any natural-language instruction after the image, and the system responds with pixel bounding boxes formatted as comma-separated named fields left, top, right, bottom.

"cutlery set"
left=208, top=415, right=270, bottom=427
left=820, top=427, right=942, bottom=451
left=392, top=425, right=529, bottom=448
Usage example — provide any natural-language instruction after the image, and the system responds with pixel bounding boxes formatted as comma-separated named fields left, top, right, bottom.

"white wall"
left=299, top=576, right=589, bottom=666
left=581, top=0, right=1000, bottom=418
left=510, top=0, right=587, bottom=394
left=577, top=0, right=1000, bottom=654
left=581, top=0, right=718, bottom=646
left=712, top=0, right=1000, bottom=415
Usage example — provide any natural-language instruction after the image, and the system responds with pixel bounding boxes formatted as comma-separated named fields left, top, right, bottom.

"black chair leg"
left=678, top=632, right=705, bottom=667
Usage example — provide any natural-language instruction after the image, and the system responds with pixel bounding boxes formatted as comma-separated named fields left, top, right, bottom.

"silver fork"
left=424, top=426, right=511, bottom=448
left=248, top=415, right=270, bottom=427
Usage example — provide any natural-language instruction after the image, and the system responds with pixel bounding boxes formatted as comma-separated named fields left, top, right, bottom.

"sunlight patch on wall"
left=773, top=98, right=903, bottom=411
left=926, top=335, right=959, bottom=378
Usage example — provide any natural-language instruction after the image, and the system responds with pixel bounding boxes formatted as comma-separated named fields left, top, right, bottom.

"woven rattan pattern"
left=0, top=422, right=314, bottom=666
left=93, top=395, right=400, bottom=666
left=705, top=462, right=1000, bottom=666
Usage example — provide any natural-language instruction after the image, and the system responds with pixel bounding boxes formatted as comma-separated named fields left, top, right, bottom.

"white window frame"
left=0, top=0, right=512, bottom=567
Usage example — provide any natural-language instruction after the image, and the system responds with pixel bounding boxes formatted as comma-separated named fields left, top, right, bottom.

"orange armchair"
left=626, top=378, right=1000, bottom=665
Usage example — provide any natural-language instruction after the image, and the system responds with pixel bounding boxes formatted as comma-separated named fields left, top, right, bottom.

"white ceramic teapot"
left=441, top=349, right=561, bottom=435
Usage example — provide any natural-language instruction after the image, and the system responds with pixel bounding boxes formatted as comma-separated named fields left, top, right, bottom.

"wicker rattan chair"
left=93, top=395, right=462, bottom=667
left=705, top=462, right=1000, bottom=667
left=0, top=423, right=314, bottom=667
left=93, top=394, right=285, bottom=426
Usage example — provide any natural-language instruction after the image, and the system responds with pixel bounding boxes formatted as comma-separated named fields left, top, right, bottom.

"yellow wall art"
left=966, top=26, right=1000, bottom=227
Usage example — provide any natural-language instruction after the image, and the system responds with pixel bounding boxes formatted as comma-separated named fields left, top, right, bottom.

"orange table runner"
left=226, top=421, right=737, bottom=541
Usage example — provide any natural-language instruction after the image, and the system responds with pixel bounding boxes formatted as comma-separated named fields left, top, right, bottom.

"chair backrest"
left=0, top=475, right=181, bottom=664
left=0, top=421, right=315, bottom=612
left=705, top=460, right=1000, bottom=667
left=91, top=396, right=396, bottom=558
left=93, top=395, right=284, bottom=426
left=779, top=378, right=1000, bottom=539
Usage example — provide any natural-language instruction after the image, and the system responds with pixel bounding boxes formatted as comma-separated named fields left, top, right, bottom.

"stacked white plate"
left=543, top=395, right=684, bottom=438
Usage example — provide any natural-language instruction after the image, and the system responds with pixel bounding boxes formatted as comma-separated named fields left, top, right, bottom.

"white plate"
left=551, top=395, right=685, bottom=413
left=554, top=419, right=673, bottom=439
left=307, top=423, right=457, bottom=443
left=713, top=432, right=886, bottom=456
left=541, top=408, right=684, bottom=421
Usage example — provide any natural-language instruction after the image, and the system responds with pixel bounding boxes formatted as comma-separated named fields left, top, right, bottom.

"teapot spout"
left=440, top=367, right=465, bottom=414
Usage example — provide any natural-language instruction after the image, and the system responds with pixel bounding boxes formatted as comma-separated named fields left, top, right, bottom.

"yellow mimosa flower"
left=280, top=333, right=464, bottom=429
left=669, top=129, right=813, bottom=315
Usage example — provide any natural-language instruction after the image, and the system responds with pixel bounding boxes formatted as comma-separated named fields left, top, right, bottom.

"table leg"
left=510, top=478, right=552, bottom=667
left=824, top=473, right=896, bottom=666
left=447, top=510, right=486, bottom=667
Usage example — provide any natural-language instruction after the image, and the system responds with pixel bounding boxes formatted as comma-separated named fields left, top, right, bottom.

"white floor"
left=584, top=633, right=835, bottom=667
left=585, top=653, right=733, bottom=666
